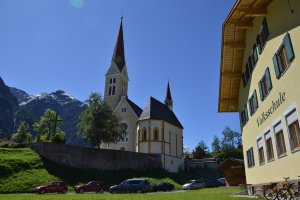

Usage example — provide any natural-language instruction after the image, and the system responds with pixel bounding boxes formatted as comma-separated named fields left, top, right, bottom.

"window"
left=265, top=131, right=274, bottom=162
left=242, top=64, right=250, bottom=87
left=246, top=147, right=255, bottom=168
left=275, top=129, right=287, bottom=157
left=153, top=128, right=159, bottom=141
left=256, top=18, right=269, bottom=54
left=257, top=138, right=265, bottom=165
left=121, top=107, right=126, bottom=112
left=112, top=86, right=115, bottom=95
left=249, top=90, right=258, bottom=116
left=249, top=44, right=258, bottom=70
left=109, top=78, right=112, bottom=84
left=240, top=105, right=249, bottom=126
left=113, top=78, right=116, bottom=83
left=142, top=128, right=147, bottom=141
left=258, top=67, right=272, bottom=101
left=108, top=86, right=112, bottom=95
left=273, top=33, right=295, bottom=79
left=286, top=109, right=300, bottom=152
left=121, top=122, right=128, bottom=130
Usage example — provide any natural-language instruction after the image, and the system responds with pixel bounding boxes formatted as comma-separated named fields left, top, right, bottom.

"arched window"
left=109, top=86, right=112, bottom=95
left=142, top=128, right=147, bottom=141
left=153, top=128, right=159, bottom=141
left=112, top=86, right=115, bottom=95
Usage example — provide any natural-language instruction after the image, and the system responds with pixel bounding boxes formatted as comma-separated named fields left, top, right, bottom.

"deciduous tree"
left=77, top=93, right=126, bottom=149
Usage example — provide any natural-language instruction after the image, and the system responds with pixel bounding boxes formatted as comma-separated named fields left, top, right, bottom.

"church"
left=101, top=18, right=184, bottom=172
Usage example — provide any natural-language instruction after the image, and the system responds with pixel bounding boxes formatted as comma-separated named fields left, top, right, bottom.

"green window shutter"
left=248, top=57, right=253, bottom=73
left=245, top=105, right=249, bottom=122
left=253, top=44, right=258, bottom=66
left=249, top=99, right=253, bottom=116
left=273, top=54, right=281, bottom=79
left=265, top=67, right=273, bottom=91
left=251, top=147, right=255, bottom=166
left=254, top=89, right=259, bottom=110
left=283, top=33, right=295, bottom=63
left=256, top=35, right=262, bottom=54
left=262, top=18, right=269, bottom=40
left=258, top=81, right=264, bottom=101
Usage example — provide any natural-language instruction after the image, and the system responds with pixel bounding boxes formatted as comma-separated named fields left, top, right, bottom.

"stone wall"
left=28, top=143, right=162, bottom=171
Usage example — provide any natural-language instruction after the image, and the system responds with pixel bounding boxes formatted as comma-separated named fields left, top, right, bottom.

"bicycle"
left=277, top=177, right=294, bottom=200
left=263, top=182, right=279, bottom=200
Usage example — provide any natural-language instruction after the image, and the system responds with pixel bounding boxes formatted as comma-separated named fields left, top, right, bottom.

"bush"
left=52, top=132, right=66, bottom=144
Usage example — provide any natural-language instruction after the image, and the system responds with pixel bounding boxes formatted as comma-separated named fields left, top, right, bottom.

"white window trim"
left=283, top=103, right=299, bottom=153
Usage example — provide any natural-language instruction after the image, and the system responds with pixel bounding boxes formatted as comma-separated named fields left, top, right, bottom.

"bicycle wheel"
left=263, top=188, right=277, bottom=200
left=277, top=188, right=292, bottom=200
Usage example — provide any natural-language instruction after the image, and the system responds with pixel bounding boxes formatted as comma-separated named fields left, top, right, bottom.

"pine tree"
left=11, top=121, right=32, bottom=143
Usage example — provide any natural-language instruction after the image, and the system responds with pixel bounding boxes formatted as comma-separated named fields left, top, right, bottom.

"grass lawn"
left=0, top=188, right=262, bottom=200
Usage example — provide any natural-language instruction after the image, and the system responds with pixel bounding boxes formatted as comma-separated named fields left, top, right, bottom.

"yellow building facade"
left=219, top=0, right=300, bottom=188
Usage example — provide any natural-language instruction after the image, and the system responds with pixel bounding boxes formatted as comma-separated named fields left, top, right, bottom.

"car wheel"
left=136, top=189, right=143, bottom=193
left=79, top=189, right=84, bottom=194
left=39, top=190, right=45, bottom=194
left=62, top=189, right=67, bottom=194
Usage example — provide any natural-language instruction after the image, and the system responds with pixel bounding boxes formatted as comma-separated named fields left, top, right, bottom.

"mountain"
left=0, top=77, right=19, bottom=135
left=9, top=88, right=89, bottom=146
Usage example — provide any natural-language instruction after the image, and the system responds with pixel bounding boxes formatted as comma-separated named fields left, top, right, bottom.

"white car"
left=182, top=180, right=205, bottom=190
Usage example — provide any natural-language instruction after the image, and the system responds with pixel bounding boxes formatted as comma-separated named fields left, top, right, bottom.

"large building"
left=218, top=0, right=300, bottom=192
left=101, top=18, right=184, bottom=172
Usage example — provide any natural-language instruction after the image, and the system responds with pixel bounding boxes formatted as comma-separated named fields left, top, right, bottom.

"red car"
left=33, top=181, right=68, bottom=194
left=74, top=181, right=105, bottom=193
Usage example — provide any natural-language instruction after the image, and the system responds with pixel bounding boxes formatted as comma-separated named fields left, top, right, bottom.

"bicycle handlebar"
left=283, top=177, right=290, bottom=181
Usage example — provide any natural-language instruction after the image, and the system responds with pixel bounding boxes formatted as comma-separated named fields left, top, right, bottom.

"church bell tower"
left=104, top=17, right=129, bottom=110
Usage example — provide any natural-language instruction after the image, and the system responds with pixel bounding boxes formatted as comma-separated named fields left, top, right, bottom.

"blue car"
left=109, top=179, right=152, bottom=193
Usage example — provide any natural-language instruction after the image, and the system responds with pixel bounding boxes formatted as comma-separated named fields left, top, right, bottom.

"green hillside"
left=0, top=147, right=197, bottom=194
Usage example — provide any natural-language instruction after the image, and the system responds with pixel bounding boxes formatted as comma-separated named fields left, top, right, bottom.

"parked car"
left=33, top=181, right=68, bottom=194
left=152, top=183, right=174, bottom=192
left=182, top=179, right=205, bottom=190
left=109, top=178, right=152, bottom=193
left=204, top=179, right=220, bottom=188
left=74, top=181, right=105, bottom=193
left=218, top=178, right=226, bottom=186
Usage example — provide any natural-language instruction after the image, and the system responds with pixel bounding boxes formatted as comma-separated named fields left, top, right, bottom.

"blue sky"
left=0, top=0, right=240, bottom=150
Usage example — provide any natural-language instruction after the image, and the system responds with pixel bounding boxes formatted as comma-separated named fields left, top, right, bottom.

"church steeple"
left=112, top=16, right=126, bottom=72
left=104, top=17, right=129, bottom=110
left=164, top=81, right=173, bottom=111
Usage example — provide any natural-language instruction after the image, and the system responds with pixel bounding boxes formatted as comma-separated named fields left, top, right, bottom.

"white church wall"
left=151, top=142, right=161, bottom=154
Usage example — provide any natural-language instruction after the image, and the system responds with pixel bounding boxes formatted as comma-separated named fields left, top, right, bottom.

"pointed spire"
left=112, top=16, right=126, bottom=72
left=164, top=81, right=173, bottom=111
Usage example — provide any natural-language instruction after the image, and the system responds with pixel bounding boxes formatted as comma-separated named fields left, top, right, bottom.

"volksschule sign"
left=257, top=92, right=286, bottom=127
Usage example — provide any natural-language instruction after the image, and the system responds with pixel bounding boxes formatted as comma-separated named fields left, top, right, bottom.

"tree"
left=11, top=121, right=32, bottom=143
left=193, top=140, right=210, bottom=159
left=33, top=109, right=65, bottom=142
left=77, top=93, right=126, bottom=149
left=218, top=126, right=243, bottom=161
left=211, top=135, right=221, bottom=153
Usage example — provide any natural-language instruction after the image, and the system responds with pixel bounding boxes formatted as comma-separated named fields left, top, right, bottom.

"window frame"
left=257, top=138, right=265, bottom=165
left=273, top=33, right=295, bottom=79
left=246, top=147, right=255, bottom=168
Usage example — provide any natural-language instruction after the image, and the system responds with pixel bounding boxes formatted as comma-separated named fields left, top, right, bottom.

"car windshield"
left=186, top=180, right=194, bottom=184
left=120, top=181, right=127, bottom=185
